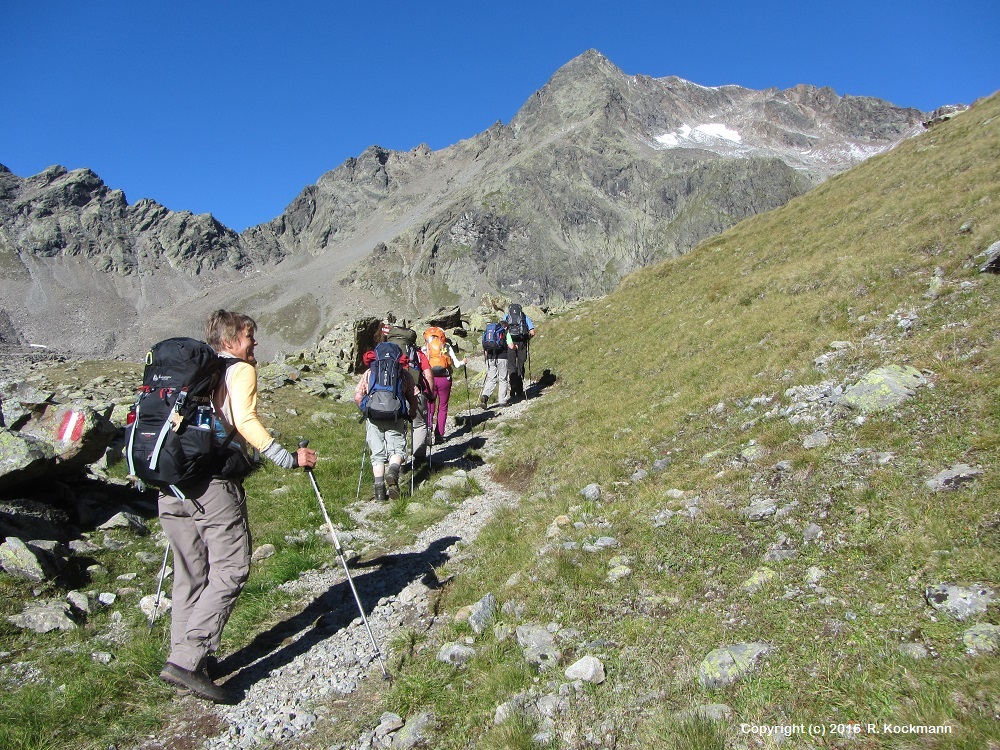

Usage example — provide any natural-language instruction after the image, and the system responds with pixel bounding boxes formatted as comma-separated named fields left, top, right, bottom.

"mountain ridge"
left=0, top=50, right=931, bottom=358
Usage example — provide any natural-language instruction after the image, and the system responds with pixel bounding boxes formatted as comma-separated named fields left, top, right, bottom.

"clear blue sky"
left=3, top=0, right=996, bottom=232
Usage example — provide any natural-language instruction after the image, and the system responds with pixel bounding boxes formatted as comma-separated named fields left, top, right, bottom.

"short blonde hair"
left=206, top=309, right=256, bottom=350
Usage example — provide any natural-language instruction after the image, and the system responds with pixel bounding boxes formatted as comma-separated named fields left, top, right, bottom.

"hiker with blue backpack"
left=130, top=310, right=317, bottom=703
left=503, top=303, right=535, bottom=401
left=354, top=341, right=420, bottom=502
left=480, top=318, right=511, bottom=408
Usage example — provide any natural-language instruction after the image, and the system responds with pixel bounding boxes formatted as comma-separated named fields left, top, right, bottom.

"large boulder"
left=0, top=402, right=116, bottom=490
left=419, top=306, right=464, bottom=333
left=16, top=402, right=117, bottom=468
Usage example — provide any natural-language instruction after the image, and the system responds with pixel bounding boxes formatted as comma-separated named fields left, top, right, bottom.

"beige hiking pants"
left=158, top=478, right=251, bottom=671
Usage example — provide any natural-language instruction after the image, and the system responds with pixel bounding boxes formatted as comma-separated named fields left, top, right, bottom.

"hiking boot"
left=479, top=395, right=489, bottom=409
left=374, top=482, right=388, bottom=503
left=202, top=654, right=219, bottom=680
left=160, top=662, right=228, bottom=703
left=386, top=465, right=400, bottom=500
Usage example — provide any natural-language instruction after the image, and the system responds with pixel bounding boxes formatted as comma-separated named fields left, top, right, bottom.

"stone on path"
left=564, top=655, right=606, bottom=684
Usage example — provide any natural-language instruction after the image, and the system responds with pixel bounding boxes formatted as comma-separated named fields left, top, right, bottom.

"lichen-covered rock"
left=468, top=592, right=498, bottom=635
left=698, top=642, right=770, bottom=690
left=963, top=623, right=1000, bottom=654
left=391, top=711, right=436, bottom=750
left=742, top=567, right=777, bottom=593
left=925, top=584, right=994, bottom=620
left=0, top=536, right=56, bottom=582
left=925, top=464, right=983, bottom=492
left=7, top=600, right=77, bottom=633
left=0, top=429, right=53, bottom=491
left=977, top=240, right=1000, bottom=273
left=835, top=365, right=927, bottom=413
left=437, top=642, right=476, bottom=666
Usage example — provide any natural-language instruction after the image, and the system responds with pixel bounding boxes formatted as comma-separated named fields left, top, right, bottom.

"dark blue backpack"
left=360, top=342, right=408, bottom=421
left=482, top=322, right=507, bottom=354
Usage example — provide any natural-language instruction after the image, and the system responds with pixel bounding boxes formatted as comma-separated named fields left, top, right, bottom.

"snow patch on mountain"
left=655, top=123, right=743, bottom=148
left=651, top=119, right=901, bottom=176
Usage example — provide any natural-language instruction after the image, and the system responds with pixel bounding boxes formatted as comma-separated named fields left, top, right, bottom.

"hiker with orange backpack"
left=423, top=326, right=465, bottom=444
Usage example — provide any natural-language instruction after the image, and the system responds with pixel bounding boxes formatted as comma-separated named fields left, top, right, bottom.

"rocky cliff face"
left=0, top=50, right=927, bottom=357
left=0, top=165, right=272, bottom=275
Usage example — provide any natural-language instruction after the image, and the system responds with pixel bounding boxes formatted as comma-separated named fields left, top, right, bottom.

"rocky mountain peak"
left=512, top=49, right=628, bottom=135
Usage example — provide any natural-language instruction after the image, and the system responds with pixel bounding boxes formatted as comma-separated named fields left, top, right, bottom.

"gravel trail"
left=137, top=390, right=538, bottom=750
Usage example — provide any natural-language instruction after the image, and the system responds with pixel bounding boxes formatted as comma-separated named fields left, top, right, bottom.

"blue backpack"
left=482, top=322, right=507, bottom=354
left=360, top=342, right=408, bottom=421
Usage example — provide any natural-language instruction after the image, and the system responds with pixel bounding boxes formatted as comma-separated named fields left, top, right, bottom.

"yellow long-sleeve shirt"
left=214, top=358, right=274, bottom=453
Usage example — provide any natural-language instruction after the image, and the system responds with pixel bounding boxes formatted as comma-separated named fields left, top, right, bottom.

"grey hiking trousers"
left=158, top=478, right=251, bottom=672
left=365, top=417, right=408, bottom=467
left=482, top=354, right=509, bottom=404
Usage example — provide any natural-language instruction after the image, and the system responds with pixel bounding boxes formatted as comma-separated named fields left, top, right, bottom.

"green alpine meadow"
left=1, top=90, right=998, bottom=749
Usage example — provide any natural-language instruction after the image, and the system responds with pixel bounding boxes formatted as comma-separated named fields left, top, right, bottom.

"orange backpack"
left=423, top=327, right=452, bottom=374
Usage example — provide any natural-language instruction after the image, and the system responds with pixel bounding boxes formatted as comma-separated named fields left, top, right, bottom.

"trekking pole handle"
left=298, top=440, right=312, bottom=471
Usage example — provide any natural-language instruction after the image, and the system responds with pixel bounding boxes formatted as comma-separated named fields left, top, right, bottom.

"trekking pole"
left=355, top=440, right=368, bottom=504
left=148, top=542, right=170, bottom=632
left=463, top=364, right=474, bottom=434
left=409, top=418, right=415, bottom=498
left=299, top=441, right=391, bottom=681
left=526, top=345, right=532, bottom=399
left=427, top=419, right=433, bottom=471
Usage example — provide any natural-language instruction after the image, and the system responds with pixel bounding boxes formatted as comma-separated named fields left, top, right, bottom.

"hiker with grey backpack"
left=128, top=310, right=317, bottom=703
left=503, top=303, right=535, bottom=402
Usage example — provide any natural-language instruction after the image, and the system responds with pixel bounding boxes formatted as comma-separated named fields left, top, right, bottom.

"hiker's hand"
left=297, top=446, right=317, bottom=469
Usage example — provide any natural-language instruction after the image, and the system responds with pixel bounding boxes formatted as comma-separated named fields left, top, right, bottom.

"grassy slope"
left=367, top=95, right=1000, bottom=747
